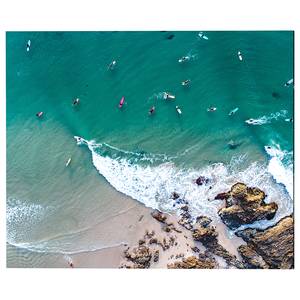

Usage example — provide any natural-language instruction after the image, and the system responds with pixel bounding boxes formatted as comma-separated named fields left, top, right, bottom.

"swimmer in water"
left=36, top=111, right=43, bottom=118
left=284, top=78, right=293, bottom=87
left=178, top=56, right=189, bottom=63
left=207, top=107, right=217, bottom=112
left=108, top=60, right=117, bottom=70
left=163, top=92, right=175, bottom=100
left=73, top=98, right=80, bottom=106
left=26, top=40, right=31, bottom=52
left=175, top=105, right=182, bottom=115
left=237, top=51, right=243, bottom=61
left=285, top=118, right=293, bottom=122
left=149, top=106, right=155, bottom=115
left=181, top=79, right=191, bottom=86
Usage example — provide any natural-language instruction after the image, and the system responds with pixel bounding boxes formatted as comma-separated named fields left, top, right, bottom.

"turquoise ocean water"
left=6, top=31, right=293, bottom=266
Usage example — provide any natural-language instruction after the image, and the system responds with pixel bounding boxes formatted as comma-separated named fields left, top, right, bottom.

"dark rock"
left=171, top=192, right=180, bottom=199
left=238, top=245, right=269, bottom=269
left=149, top=238, right=158, bottom=244
left=124, top=245, right=152, bottom=268
left=192, top=226, right=218, bottom=243
left=191, top=246, right=200, bottom=253
left=218, top=183, right=278, bottom=230
left=196, top=215, right=212, bottom=227
left=214, top=192, right=230, bottom=200
left=167, top=256, right=217, bottom=269
left=151, top=210, right=167, bottom=223
left=236, top=216, right=294, bottom=269
left=181, top=205, right=189, bottom=211
left=153, top=250, right=159, bottom=262
left=138, top=239, right=145, bottom=245
left=162, top=224, right=171, bottom=232
left=195, top=176, right=209, bottom=186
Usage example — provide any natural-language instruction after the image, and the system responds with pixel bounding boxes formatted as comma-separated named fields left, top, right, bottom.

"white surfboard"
left=65, top=158, right=72, bottom=167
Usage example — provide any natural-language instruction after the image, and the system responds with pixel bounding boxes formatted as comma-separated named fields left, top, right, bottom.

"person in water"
left=207, top=107, right=217, bottom=112
left=182, top=79, right=191, bottom=86
left=73, top=98, right=80, bottom=106
left=149, top=106, right=155, bottom=115
left=36, top=111, right=43, bottom=118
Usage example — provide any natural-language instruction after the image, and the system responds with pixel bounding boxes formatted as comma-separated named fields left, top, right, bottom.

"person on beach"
left=36, top=111, right=43, bottom=118
left=72, top=98, right=80, bottom=106
left=149, top=106, right=155, bottom=115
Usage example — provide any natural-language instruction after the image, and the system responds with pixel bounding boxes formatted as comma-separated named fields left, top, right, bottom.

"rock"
left=162, top=225, right=171, bottom=232
left=124, top=245, right=152, bottom=268
left=196, top=215, right=212, bottom=227
left=236, top=216, right=294, bottom=269
left=167, top=256, right=217, bottom=269
left=181, top=205, right=189, bottom=211
left=238, top=245, right=269, bottom=269
left=149, top=238, right=158, bottom=244
left=138, top=239, right=145, bottom=245
left=151, top=210, right=167, bottom=223
left=192, top=226, right=218, bottom=243
left=191, top=246, right=200, bottom=253
left=214, top=192, right=230, bottom=200
left=153, top=250, right=159, bottom=262
left=171, top=192, right=180, bottom=199
left=195, top=176, right=209, bottom=186
left=218, top=183, right=278, bottom=230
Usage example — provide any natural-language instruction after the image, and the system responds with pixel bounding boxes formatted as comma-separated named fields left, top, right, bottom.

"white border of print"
left=0, top=1, right=298, bottom=300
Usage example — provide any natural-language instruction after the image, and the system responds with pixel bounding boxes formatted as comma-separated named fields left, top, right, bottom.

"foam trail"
left=245, top=110, right=288, bottom=125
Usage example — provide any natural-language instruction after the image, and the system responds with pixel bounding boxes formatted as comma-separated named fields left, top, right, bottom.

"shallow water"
left=6, top=31, right=294, bottom=266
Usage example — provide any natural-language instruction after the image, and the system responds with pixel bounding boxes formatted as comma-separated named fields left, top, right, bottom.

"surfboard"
left=65, top=158, right=72, bottom=167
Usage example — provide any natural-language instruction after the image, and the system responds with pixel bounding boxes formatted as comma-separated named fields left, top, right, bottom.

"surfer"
left=178, top=56, right=189, bottom=63
left=119, top=96, right=125, bottom=108
left=237, top=51, right=243, bottom=61
left=198, top=32, right=209, bottom=40
left=284, top=78, right=293, bottom=87
left=181, top=79, right=191, bottom=86
left=26, top=40, right=31, bottom=52
left=72, top=98, right=80, bottom=106
left=149, top=106, right=155, bottom=115
left=175, top=105, right=182, bottom=115
left=285, top=118, right=293, bottom=122
left=36, top=111, right=43, bottom=118
left=207, top=107, right=217, bottom=112
left=229, top=107, right=239, bottom=116
left=108, top=60, right=117, bottom=70
left=163, top=92, right=175, bottom=100
left=74, top=136, right=82, bottom=143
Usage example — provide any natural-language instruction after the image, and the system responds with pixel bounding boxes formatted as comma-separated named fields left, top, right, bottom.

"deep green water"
left=6, top=31, right=294, bottom=266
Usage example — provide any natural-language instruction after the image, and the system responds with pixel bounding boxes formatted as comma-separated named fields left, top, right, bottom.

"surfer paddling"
left=26, top=40, right=31, bottom=52
left=181, top=79, right=191, bottom=86
left=163, top=92, right=175, bottom=100
left=207, top=107, right=217, bottom=112
left=175, top=105, right=182, bottom=115
left=72, top=98, right=80, bottom=106
left=149, top=106, right=155, bottom=115
left=108, top=60, right=117, bottom=70
left=36, top=111, right=44, bottom=118
left=119, top=96, right=125, bottom=108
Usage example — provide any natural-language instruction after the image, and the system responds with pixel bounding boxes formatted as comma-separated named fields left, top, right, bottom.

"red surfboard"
left=119, top=96, right=125, bottom=108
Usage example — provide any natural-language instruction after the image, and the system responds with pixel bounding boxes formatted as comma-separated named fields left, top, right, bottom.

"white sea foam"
left=245, top=109, right=288, bottom=125
left=264, top=143, right=293, bottom=200
left=78, top=138, right=292, bottom=230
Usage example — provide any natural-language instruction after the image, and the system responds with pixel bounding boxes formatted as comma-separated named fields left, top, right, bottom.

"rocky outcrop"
left=195, top=176, right=209, bottom=186
left=124, top=245, right=152, bottom=268
left=218, top=183, right=278, bottom=230
left=151, top=210, right=167, bottom=223
left=167, top=255, right=217, bottom=269
left=238, top=245, right=269, bottom=269
left=236, top=216, right=294, bottom=269
left=192, top=217, right=244, bottom=269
